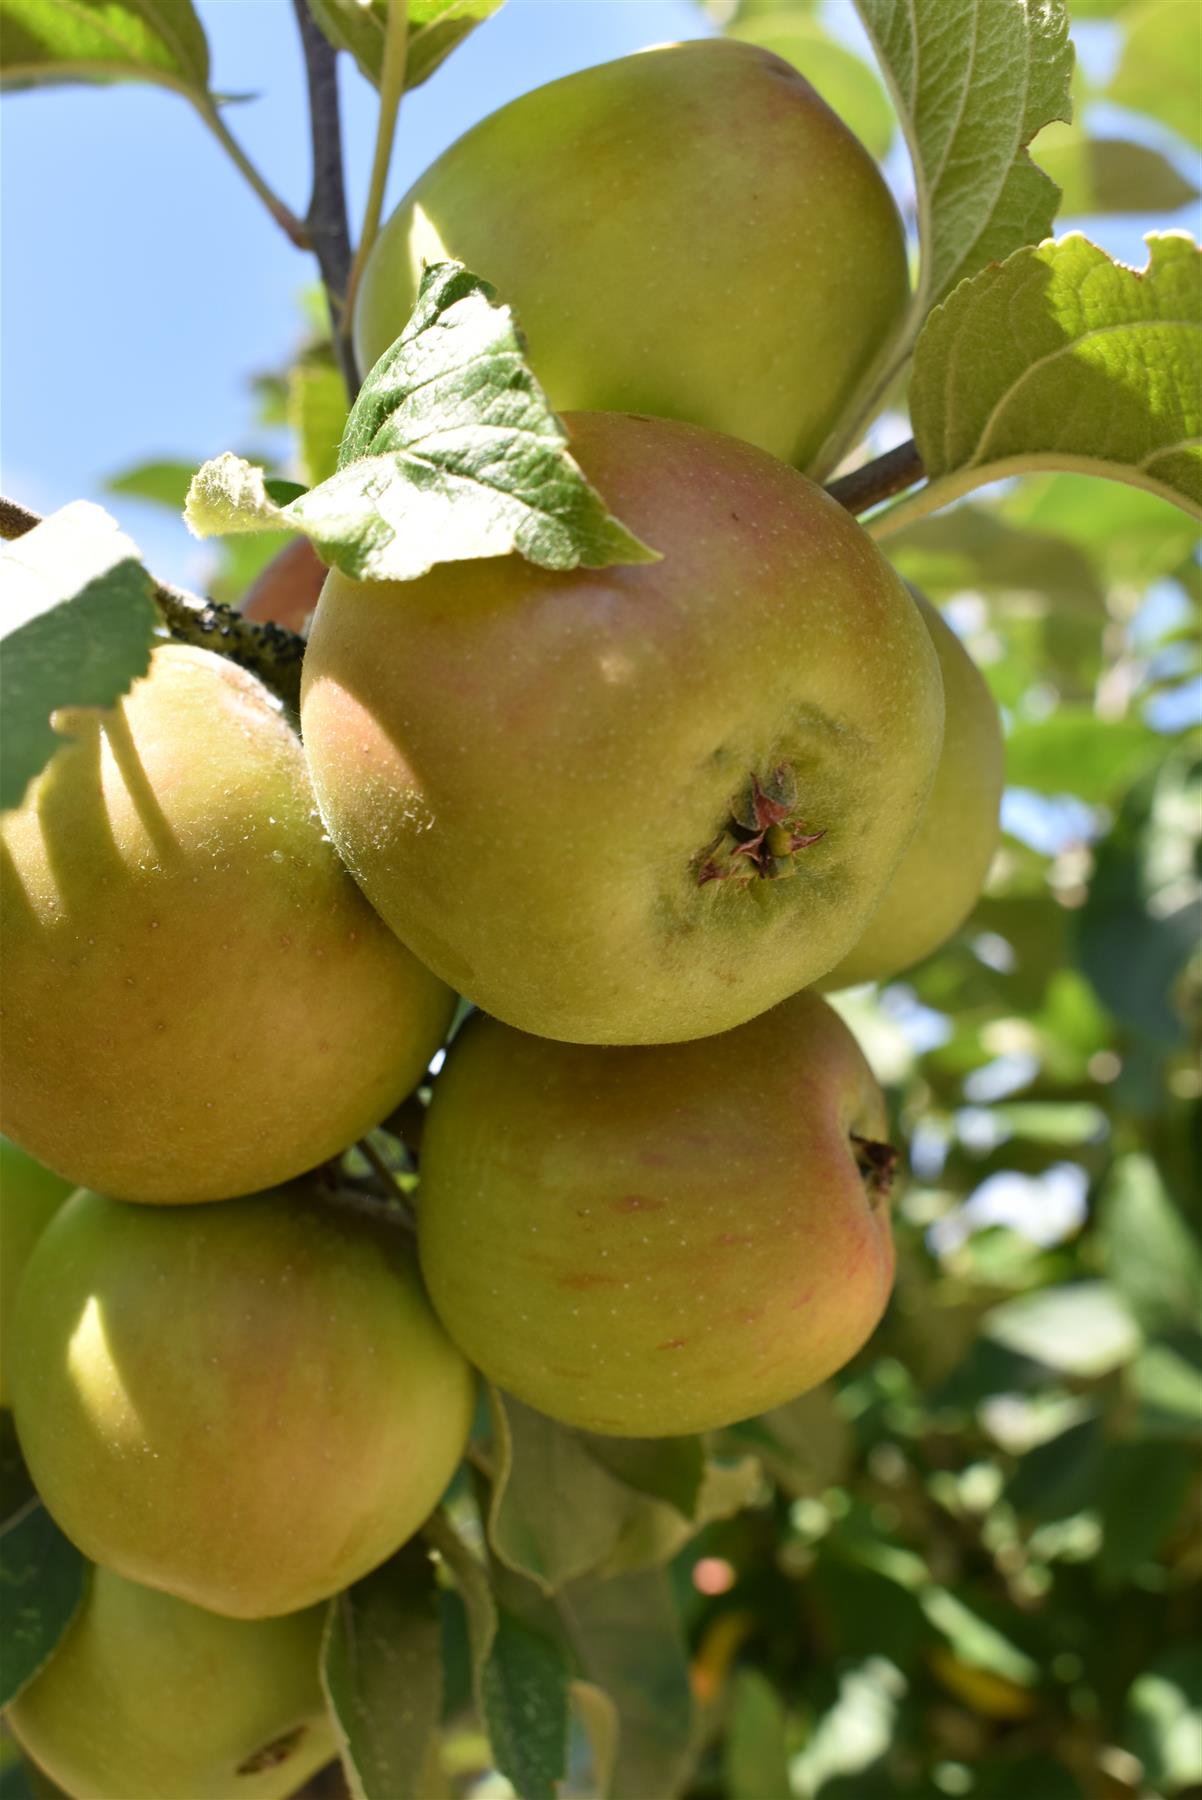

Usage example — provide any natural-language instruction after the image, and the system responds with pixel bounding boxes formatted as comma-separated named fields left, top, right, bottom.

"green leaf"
left=854, top=0, right=1071, bottom=313
left=886, top=506, right=1107, bottom=614
left=1128, top=1333, right=1202, bottom=1435
left=724, top=1669, right=791, bottom=1800
left=983, top=1282, right=1143, bottom=1376
left=186, top=263, right=658, bottom=582
left=900, top=233, right=1202, bottom=524
left=321, top=1541, right=443, bottom=1800
left=104, top=458, right=199, bottom=511
left=1007, top=1417, right=1106, bottom=1521
left=0, top=1502, right=86, bottom=1706
left=1036, top=125, right=1200, bottom=216
left=728, top=10, right=895, bottom=158
left=1107, top=0, right=1202, bottom=147
left=487, top=1393, right=756, bottom=1591
left=1123, top=1645, right=1202, bottom=1792
left=556, top=1569, right=695, bottom=1800
left=920, top=1588, right=1040, bottom=1686
left=0, top=502, right=158, bottom=811
left=0, top=0, right=210, bottom=96
left=288, top=343, right=350, bottom=489
left=577, top=1434, right=705, bottom=1518
left=1001, top=470, right=1201, bottom=583
left=1004, top=712, right=1160, bottom=801
left=1097, top=1440, right=1194, bottom=1579
left=304, top=0, right=505, bottom=93
left=480, top=1612, right=569, bottom=1800
left=1096, top=1154, right=1202, bottom=1332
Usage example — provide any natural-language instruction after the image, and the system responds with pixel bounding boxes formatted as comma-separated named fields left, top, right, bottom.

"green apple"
left=6, top=1566, right=335, bottom=1800
left=418, top=989, right=897, bottom=1436
left=821, top=591, right=1004, bottom=987
left=0, top=644, right=455, bottom=1202
left=0, top=1139, right=75, bottom=1408
left=354, top=39, right=909, bottom=473
left=10, top=1186, right=475, bottom=1618
left=301, top=411, right=945, bottom=1045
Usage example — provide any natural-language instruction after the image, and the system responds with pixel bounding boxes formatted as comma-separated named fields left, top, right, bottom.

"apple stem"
left=825, top=441, right=925, bottom=517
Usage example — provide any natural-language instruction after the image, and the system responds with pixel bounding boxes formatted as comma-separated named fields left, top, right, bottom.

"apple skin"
left=354, top=39, right=909, bottom=474
left=10, top=1186, right=475, bottom=1618
left=300, top=411, right=945, bottom=1045
left=6, top=1566, right=336, bottom=1800
left=821, top=592, right=1004, bottom=988
left=0, top=644, right=455, bottom=1202
left=417, top=989, right=898, bottom=1436
left=0, top=1139, right=75, bottom=1408
left=242, top=538, right=327, bottom=635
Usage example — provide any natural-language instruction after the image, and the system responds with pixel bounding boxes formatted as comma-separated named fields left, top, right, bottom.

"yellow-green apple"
left=354, top=39, right=909, bottom=474
left=821, top=592, right=1004, bottom=987
left=301, top=411, right=944, bottom=1045
left=10, top=1185, right=475, bottom=1617
left=0, top=1139, right=74, bottom=1407
left=0, top=644, right=455, bottom=1202
left=417, top=989, right=898, bottom=1436
left=6, top=1566, right=336, bottom=1800
left=242, top=538, right=327, bottom=635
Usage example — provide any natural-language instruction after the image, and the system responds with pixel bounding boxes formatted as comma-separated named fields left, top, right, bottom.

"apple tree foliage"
left=1, top=0, right=1199, bottom=1795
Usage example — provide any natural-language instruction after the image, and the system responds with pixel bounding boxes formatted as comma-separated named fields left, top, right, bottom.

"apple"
left=417, top=988, right=898, bottom=1436
left=242, top=538, right=328, bottom=636
left=0, top=1139, right=75, bottom=1408
left=6, top=1565, right=336, bottom=1800
left=820, top=590, right=1004, bottom=988
left=10, top=1185, right=475, bottom=1618
left=0, top=643, right=455, bottom=1202
left=354, top=39, right=909, bottom=474
left=301, top=411, right=945, bottom=1045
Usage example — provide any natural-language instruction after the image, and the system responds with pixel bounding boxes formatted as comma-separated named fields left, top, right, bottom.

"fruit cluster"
left=1, top=39, right=1002, bottom=1799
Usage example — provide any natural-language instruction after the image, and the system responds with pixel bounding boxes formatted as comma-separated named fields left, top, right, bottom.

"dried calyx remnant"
left=851, top=1135, right=899, bottom=1200
left=697, top=763, right=825, bottom=887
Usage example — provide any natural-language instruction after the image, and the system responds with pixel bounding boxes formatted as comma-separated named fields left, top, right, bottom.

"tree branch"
left=824, top=439, right=925, bottom=517
left=292, top=0, right=359, bottom=399
left=1, top=495, right=306, bottom=712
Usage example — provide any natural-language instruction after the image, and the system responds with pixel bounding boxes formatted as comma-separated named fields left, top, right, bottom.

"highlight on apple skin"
left=416, top=988, right=899, bottom=1438
left=10, top=1186, right=476, bottom=1619
left=300, top=410, right=945, bottom=1047
left=354, top=38, right=910, bottom=474
left=0, top=643, right=455, bottom=1203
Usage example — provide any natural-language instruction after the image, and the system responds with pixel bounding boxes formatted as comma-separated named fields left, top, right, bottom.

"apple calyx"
left=697, top=764, right=825, bottom=887
left=850, top=1133, right=899, bottom=1200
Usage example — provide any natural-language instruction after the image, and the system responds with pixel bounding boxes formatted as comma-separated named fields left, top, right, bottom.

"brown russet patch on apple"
left=236, top=1725, right=308, bottom=1774
left=557, top=1269, right=622, bottom=1290
left=610, top=1193, right=666, bottom=1212
left=657, top=1337, right=688, bottom=1351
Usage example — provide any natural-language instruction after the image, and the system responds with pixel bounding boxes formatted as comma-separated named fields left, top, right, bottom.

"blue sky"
left=2, top=1, right=1196, bottom=588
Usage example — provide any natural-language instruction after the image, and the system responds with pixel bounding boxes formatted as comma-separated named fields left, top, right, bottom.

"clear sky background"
left=2, top=1, right=1197, bottom=588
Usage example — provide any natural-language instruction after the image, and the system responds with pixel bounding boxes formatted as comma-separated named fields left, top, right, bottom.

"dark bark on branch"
left=292, top=0, right=359, bottom=399
left=825, top=439, right=925, bottom=516
left=1, top=495, right=305, bottom=713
